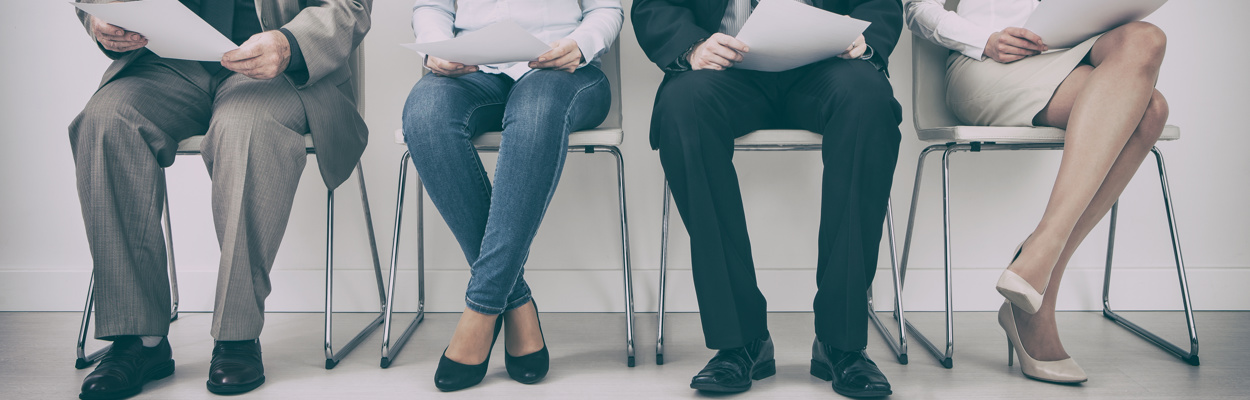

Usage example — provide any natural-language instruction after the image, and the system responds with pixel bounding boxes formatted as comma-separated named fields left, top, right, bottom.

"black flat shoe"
left=689, top=333, right=775, bottom=393
left=505, top=300, right=549, bottom=384
left=206, top=340, right=265, bottom=395
left=434, top=315, right=504, bottom=392
left=80, top=336, right=175, bottom=400
left=811, top=339, right=892, bottom=398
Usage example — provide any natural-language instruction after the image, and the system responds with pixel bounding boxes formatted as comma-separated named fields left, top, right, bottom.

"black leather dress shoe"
left=810, top=339, right=892, bottom=398
left=689, top=334, right=775, bottom=393
left=80, top=336, right=175, bottom=400
left=206, top=340, right=265, bottom=395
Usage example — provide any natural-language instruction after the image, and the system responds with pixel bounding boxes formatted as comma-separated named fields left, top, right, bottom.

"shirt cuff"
left=279, top=28, right=309, bottom=84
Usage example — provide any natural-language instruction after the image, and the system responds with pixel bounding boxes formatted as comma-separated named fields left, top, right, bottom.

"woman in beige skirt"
left=905, top=0, right=1170, bottom=384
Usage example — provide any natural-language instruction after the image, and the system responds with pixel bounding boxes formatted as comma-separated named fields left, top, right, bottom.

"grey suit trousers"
left=70, top=54, right=309, bottom=341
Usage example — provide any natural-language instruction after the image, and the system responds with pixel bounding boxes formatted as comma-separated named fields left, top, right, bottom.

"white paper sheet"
left=72, top=0, right=238, bottom=62
left=1024, top=0, right=1168, bottom=49
left=733, top=0, right=871, bottom=72
left=401, top=21, right=552, bottom=66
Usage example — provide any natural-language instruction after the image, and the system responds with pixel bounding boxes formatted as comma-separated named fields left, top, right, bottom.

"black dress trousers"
left=651, top=58, right=902, bottom=352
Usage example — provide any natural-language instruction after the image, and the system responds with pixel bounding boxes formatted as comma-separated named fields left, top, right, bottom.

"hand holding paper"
left=72, top=0, right=239, bottom=62
left=733, top=0, right=871, bottom=72
left=90, top=16, right=148, bottom=53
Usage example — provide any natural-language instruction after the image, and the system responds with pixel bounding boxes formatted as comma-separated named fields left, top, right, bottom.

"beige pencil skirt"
left=945, top=35, right=1101, bottom=127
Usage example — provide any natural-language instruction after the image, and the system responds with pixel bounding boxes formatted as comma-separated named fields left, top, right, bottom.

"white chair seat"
left=734, top=129, right=823, bottom=146
left=392, top=128, right=624, bottom=148
left=177, top=134, right=316, bottom=153
left=916, top=124, right=1180, bottom=144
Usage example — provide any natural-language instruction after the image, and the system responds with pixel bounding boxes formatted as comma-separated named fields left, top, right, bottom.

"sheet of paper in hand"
left=1023, top=0, right=1168, bottom=49
left=401, top=20, right=552, bottom=66
left=72, top=0, right=239, bottom=62
left=734, top=0, right=872, bottom=72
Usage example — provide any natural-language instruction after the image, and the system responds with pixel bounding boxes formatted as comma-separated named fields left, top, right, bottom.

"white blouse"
left=904, top=0, right=1039, bottom=60
left=412, top=0, right=624, bottom=80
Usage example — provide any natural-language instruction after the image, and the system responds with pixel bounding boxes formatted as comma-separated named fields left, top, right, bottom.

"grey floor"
left=1, top=311, right=1245, bottom=399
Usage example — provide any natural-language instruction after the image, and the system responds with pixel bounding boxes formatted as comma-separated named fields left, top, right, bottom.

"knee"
left=1134, top=90, right=1169, bottom=143
left=70, top=99, right=141, bottom=149
left=1118, top=22, right=1167, bottom=65
left=654, top=71, right=730, bottom=117
left=401, top=79, right=472, bottom=148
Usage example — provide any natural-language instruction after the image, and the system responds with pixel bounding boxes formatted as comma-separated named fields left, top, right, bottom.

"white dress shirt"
left=412, top=0, right=624, bottom=80
left=719, top=0, right=813, bottom=37
left=904, top=0, right=1039, bottom=60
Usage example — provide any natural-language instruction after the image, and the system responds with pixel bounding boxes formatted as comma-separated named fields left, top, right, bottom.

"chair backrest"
left=596, top=41, right=624, bottom=130
left=349, top=47, right=365, bottom=116
left=911, top=0, right=963, bottom=131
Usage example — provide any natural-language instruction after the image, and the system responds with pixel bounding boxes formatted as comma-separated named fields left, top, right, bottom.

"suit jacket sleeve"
left=631, top=0, right=712, bottom=72
left=75, top=0, right=139, bottom=60
left=849, top=0, right=904, bottom=72
left=280, top=0, right=372, bottom=88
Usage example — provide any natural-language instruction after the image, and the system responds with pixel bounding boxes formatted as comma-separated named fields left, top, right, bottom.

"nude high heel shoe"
left=996, top=240, right=1045, bottom=314
left=998, top=301, right=1087, bottom=383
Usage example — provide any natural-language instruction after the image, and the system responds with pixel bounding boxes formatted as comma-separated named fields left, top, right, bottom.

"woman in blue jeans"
left=402, top=0, right=622, bottom=392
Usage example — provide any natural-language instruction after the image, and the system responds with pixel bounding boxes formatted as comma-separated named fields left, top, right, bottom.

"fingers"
left=1004, top=27, right=1047, bottom=51
left=838, top=35, right=868, bottom=59
left=426, top=56, right=478, bottom=77
left=92, top=17, right=146, bottom=52
left=711, top=33, right=750, bottom=54
left=530, top=40, right=583, bottom=72
left=222, top=40, right=263, bottom=64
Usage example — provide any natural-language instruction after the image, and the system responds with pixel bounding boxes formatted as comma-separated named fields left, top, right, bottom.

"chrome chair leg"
left=75, top=273, right=103, bottom=369
left=656, top=180, right=671, bottom=365
left=900, top=144, right=955, bottom=368
left=867, top=198, right=909, bottom=364
left=163, top=182, right=179, bottom=321
left=608, top=147, right=637, bottom=367
left=381, top=152, right=425, bottom=368
left=1102, top=147, right=1200, bottom=365
left=323, top=164, right=387, bottom=369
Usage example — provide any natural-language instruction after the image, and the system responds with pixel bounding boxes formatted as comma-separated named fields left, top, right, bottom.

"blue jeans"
left=402, top=66, right=611, bottom=315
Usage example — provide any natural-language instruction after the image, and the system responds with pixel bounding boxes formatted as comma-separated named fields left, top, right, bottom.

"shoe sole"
left=79, top=359, right=175, bottom=400
left=206, top=375, right=265, bottom=395
left=811, top=359, right=892, bottom=398
left=689, top=359, right=776, bottom=393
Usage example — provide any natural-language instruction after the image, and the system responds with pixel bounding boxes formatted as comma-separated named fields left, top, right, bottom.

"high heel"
left=996, top=240, right=1045, bottom=314
left=505, top=300, right=549, bottom=384
left=998, top=301, right=1087, bottom=383
left=434, top=315, right=504, bottom=391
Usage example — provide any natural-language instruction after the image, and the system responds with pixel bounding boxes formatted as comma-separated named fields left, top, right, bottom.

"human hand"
left=529, top=39, right=583, bottom=73
left=837, top=35, right=868, bottom=59
left=221, top=31, right=291, bottom=80
left=425, top=56, right=479, bottom=77
left=90, top=16, right=147, bottom=53
left=687, top=33, right=749, bottom=71
left=984, top=27, right=1047, bottom=63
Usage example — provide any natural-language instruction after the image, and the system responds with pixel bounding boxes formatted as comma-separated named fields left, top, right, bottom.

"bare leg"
left=445, top=308, right=499, bottom=364
left=1008, top=22, right=1168, bottom=294
left=1009, top=22, right=1169, bottom=361
left=504, top=300, right=546, bottom=357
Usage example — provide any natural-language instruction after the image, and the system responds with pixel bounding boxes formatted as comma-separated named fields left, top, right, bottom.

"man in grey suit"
left=70, top=1, right=370, bottom=398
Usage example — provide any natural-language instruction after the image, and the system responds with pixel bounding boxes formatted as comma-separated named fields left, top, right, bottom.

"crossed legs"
left=1008, top=22, right=1170, bottom=361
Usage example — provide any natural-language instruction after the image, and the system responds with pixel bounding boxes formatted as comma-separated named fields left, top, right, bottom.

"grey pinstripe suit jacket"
left=75, top=0, right=372, bottom=190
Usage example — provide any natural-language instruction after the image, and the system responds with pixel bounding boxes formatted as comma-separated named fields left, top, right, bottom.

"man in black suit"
left=632, top=0, right=903, bottom=397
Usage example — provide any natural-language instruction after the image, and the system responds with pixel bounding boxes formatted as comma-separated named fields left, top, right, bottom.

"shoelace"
left=213, top=342, right=261, bottom=362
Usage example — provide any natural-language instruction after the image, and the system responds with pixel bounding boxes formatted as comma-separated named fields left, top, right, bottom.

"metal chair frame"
left=899, top=142, right=1199, bottom=368
left=654, top=135, right=909, bottom=366
left=380, top=143, right=637, bottom=368
left=75, top=153, right=389, bottom=370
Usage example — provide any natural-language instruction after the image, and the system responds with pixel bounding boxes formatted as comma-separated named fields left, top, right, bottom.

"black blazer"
left=632, top=0, right=903, bottom=74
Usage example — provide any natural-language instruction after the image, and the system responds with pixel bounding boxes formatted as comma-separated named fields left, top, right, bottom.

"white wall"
left=2, top=0, right=1247, bottom=314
